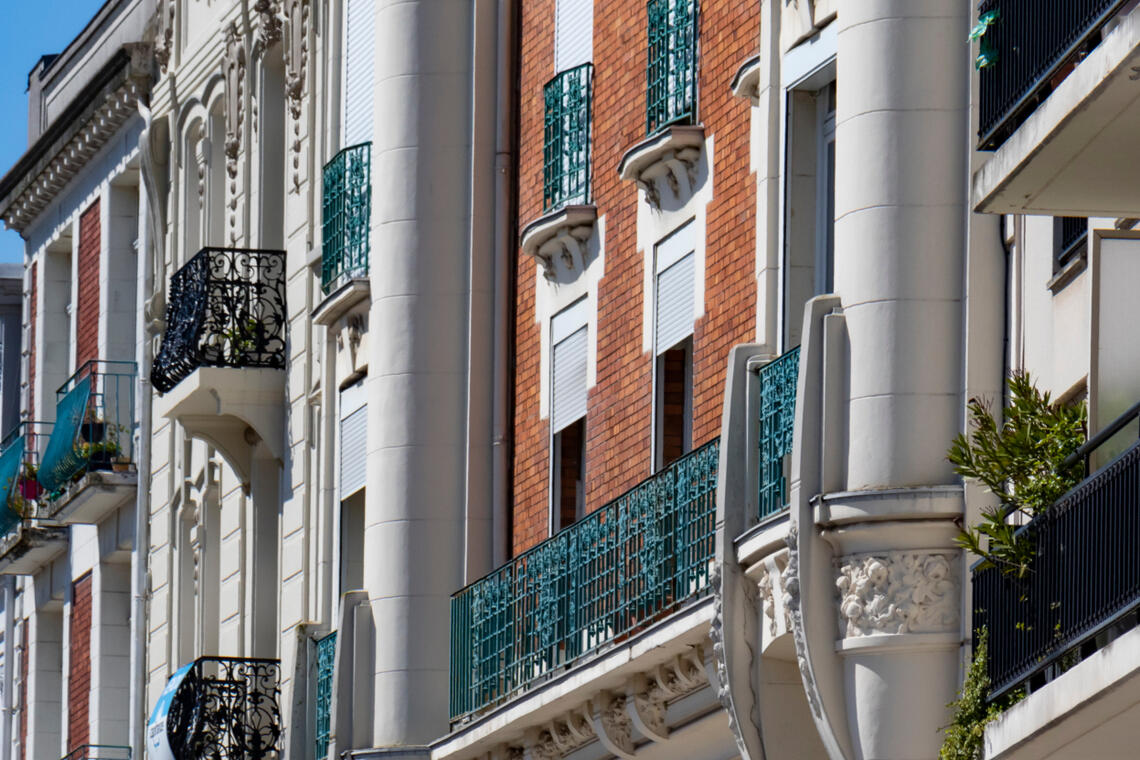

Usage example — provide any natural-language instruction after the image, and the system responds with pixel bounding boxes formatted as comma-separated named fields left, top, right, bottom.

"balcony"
left=757, top=347, right=800, bottom=522
left=973, top=407, right=1140, bottom=758
left=449, top=440, right=718, bottom=724
left=0, top=422, right=67, bottom=575
left=646, top=0, right=697, bottom=135
left=314, top=631, right=336, bottom=760
left=151, top=248, right=287, bottom=473
left=38, top=360, right=136, bottom=525
left=320, top=143, right=371, bottom=298
left=974, top=1, right=1140, bottom=215
left=521, top=65, right=597, bottom=282
left=160, top=656, right=281, bottom=760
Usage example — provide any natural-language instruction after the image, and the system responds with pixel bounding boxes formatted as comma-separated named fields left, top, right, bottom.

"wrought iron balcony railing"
left=151, top=248, right=287, bottom=394
left=0, top=421, right=53, bottom=536
left=164, top=656, right=281, bottom=760
left=973, top=402, right=1140, bottom=699
left=543, top=64, right=593, bottom=213
left=37, top=360, right=135, bottom=494
left=60, top=745, right=131, bottom=760
left=450, top=439, right=718, bottom=723
left=321, top=142, right=371, bottom=294
left=646, top=0, right=698, bottom=135
left=314, top=631, right=337, bottom=760
left=977, top=0, right=1130, bottom=150
left=758, top=346, right=799, bottom=521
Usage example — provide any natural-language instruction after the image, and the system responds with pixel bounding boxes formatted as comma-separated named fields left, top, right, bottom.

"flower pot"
left=80, top=421, right=106, bottom=444
left=18, top=476, right=41, bottom=501
left=112, top=461, right=130, bottom=473
left=88, top=449, right=114, bottom=471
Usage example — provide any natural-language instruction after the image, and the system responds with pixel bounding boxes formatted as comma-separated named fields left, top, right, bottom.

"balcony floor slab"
left=986, top=622, right=1140, bottom=759
left=0, top=523, right=68, bottom=575
left=974, top=3, right=1140, bottom=216
left=47, top=470, right=137, bottom=526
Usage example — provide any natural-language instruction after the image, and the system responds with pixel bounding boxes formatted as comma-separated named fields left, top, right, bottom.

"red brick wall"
left=511, top=0, right=758, bottom=553
left=67, top=572, right=92, bottom=752
left=18, top=618, right=27, bottom=760
left=27, top=266, right=36, bottom=420
left=76, top=200, right=101, bottom=370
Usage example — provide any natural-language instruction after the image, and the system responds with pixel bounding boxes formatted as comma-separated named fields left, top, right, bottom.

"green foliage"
left=941, top=629, right=1021, bottom=760
left=948, top=371, right=1085, bottom=578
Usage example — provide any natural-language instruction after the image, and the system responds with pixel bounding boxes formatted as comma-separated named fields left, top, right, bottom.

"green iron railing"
left=321, top=142, right=372, bottom=294
left=0, top=421, right=53, bottom=537
left=758, top=347, right=800, bottom=520
left=314, top=630, right=337, bottom=760
left=543, top=64, right=593, bottom=213
left=646, top=0, right=698, bottom=135
left=38, top=360, right=135, bottom=494
left=450, top=439, right=719, bottom=723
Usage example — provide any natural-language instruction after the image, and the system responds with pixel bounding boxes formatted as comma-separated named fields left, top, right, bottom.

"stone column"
left=365, top=0, right=474, bottom=746
left=830, top=1, right=969, bottom=757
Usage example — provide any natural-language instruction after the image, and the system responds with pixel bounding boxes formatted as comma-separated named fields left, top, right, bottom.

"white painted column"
left=829, top=2, right=969, bottom=758
left=365, top=0, right=475, bottom=745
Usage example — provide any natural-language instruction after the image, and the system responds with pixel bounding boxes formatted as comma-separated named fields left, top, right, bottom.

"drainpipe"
left=131, top=101, right=163, bottom=757
left=491, top=0, right=518, bottom=567
left=1, top=576, right=13, bottom=752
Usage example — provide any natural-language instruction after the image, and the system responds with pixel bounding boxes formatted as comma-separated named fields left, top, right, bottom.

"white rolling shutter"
left=555, top=0, right=594, bottom=72
left=551, top=300, right=589, bottom=433
left=655, top=221, right=697, bottom=354
left=343, top=0, right=376, bottom=147
left=340, top=380, right=367, bottom=497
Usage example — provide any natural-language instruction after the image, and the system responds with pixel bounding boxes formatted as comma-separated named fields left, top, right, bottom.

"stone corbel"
left=590, top=692, right=636, bottom=760
left=618, top=125, right=705, bottom=210
left=731, top=54, right=762, bottom=104
left=519, top=205, right=597, bottom=282
left=627, top=674, right=669, bottom=743
left=546, top=706, right=595, bottom=754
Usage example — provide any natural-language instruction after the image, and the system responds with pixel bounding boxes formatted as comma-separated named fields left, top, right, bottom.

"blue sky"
left=0, top=1, right=109, bottom=264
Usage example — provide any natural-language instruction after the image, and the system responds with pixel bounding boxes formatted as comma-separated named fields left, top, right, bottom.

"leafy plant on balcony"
left=948, top=371, right=1085, bottom=579
left=969, top=9, right=1000, bottom=70
left=940, top=628, right=1022, bottom=760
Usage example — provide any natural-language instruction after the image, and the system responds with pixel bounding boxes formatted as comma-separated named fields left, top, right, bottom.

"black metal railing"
left=978, top=0, right=1131, bottom=150
left=1054, top=216, right=1088, bottom=270
left=151, top=248, right=287, bottom=393
left=974, top=402, right=1140, bottom=699
left=165, top=657, right=281, bottom=760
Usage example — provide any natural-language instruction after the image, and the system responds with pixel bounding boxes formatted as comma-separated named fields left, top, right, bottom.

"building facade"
left=0, top=1, right=1134, bottom=760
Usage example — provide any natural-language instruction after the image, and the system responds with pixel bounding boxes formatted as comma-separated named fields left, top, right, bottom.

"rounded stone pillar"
left=830, top=2, right=969, bottom=757
left=365, top=0, right=474, bottom=746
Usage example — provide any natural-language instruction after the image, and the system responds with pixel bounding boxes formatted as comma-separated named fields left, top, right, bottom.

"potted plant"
left=80, top=411, right=107, bottom=444
left=17, top=463, right=41, bottom=501
left=112, top=453, right=131, bottom=473
left=79, top=438, right=121, bottom=472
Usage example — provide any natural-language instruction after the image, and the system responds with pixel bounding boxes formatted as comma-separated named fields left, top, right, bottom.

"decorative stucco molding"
left=783, top=526, right=822, bottom=719
left=254, top=0, right=283, bottom=49
left=546, top=706, right=594, bottom=755
left=709, top=564, right=761, bottom=759
left=519, top=205, right=597, bottom=282
left=757, top=554, right=792, bottom=640
left=223, top=21, right=247, bottom=182
left=283, top=0, right=310, bottom=191
left=155, top=0, right=175, bottom=72
left=591, top=693, right=636, bottom=760
left=835, top=551, right=960, bottom=638
left=617, top=125, right=705, bottom=210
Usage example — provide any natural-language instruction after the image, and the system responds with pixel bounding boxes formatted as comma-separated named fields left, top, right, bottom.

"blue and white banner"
left=147, top=662, right=194, bottom=760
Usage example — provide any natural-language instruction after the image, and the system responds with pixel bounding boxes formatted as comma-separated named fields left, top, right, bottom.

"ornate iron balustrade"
left=60, top=745, right=131, bottom=760
left=973, top=437, right=1140, bottom=699
left=165, top=656, right=281, bottom=760
left=0, top=421, right=54, bottom=536
left=321, top=143, right=371, bottom=294
left=646, top=0, right=698, bottom=135
left=151, top=248, right=287, bottom=394
left=314, top=631, right=336, bottom=760
left=450, top=439, right=718, bottom=723
left=758, top=346, right=800, bottom=521
left=38, top=360, right=135, bottom=493
left=543, top=64, right=593, bottom=213
left=977, top=0, right=1130, bottom=150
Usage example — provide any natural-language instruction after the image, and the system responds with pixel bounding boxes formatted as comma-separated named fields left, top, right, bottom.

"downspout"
left=131, top=101, right=164, bottom=757
left=491, top=0, right=518, bottom=567
left=1, top=577, right=13, bottom=751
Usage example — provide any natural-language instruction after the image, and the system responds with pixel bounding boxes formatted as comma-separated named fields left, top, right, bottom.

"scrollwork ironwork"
left=151, top=248, right=288, bottom=394
left=166, top=656, right=282, bottom=760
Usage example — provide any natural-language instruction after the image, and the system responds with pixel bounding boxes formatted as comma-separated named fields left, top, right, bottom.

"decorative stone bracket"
left=730, top=54, right=762, bottom=103
left=519, top=204, right=598, bottom=282
left=617, top=125, right=705, bottom=210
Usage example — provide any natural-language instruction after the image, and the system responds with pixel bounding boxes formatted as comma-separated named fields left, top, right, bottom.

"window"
left=1054, top=216, right=1087, bottom=271
left=339, top=377, right=367, bottom=498
left=551, top=300, right=589, bottom=530
left=784, top=74, right=836, bottom=348
left=654, top=223, right=696, bottom=468
left=555, top=0, right=593, bottom=73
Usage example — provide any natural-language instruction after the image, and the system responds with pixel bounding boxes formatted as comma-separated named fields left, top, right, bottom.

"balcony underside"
left=47, top=470, right=136, bottom=526
left=154, top=366, right=285, bottom=479
left=0, top=524, right=67, bottom=575
left=986, top=623, right=1140, bottom=759
left=974, top=4, right=1140, bottom=216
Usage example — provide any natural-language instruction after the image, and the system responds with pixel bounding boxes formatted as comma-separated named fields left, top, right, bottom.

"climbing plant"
left=940, top=629, right=1021, bottom=760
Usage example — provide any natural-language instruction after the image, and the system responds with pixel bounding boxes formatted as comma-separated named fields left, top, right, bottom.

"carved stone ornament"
left=591, top=693, right=636, bottom=760
left=546, top=706, right=595, bottom=755
left=708, top=565, right=757, bottom=757
left=835, top=551, right=960, bottom=638
left=519, top=205, right=597, bottom=282
left=154, top=0, right=175, bottom=72
left=757, top=554, right=792, bottom=640
left=628, top=646, right=709, bottom=743
left=783, top=526, right=822, bottom=719
left=617, top=125, right=705, bottom=210
left=254, top=0, right=283, bottom=49
left=283, top=0, right=310, bottom=191
left=223, top=21, right=247, bottom=182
